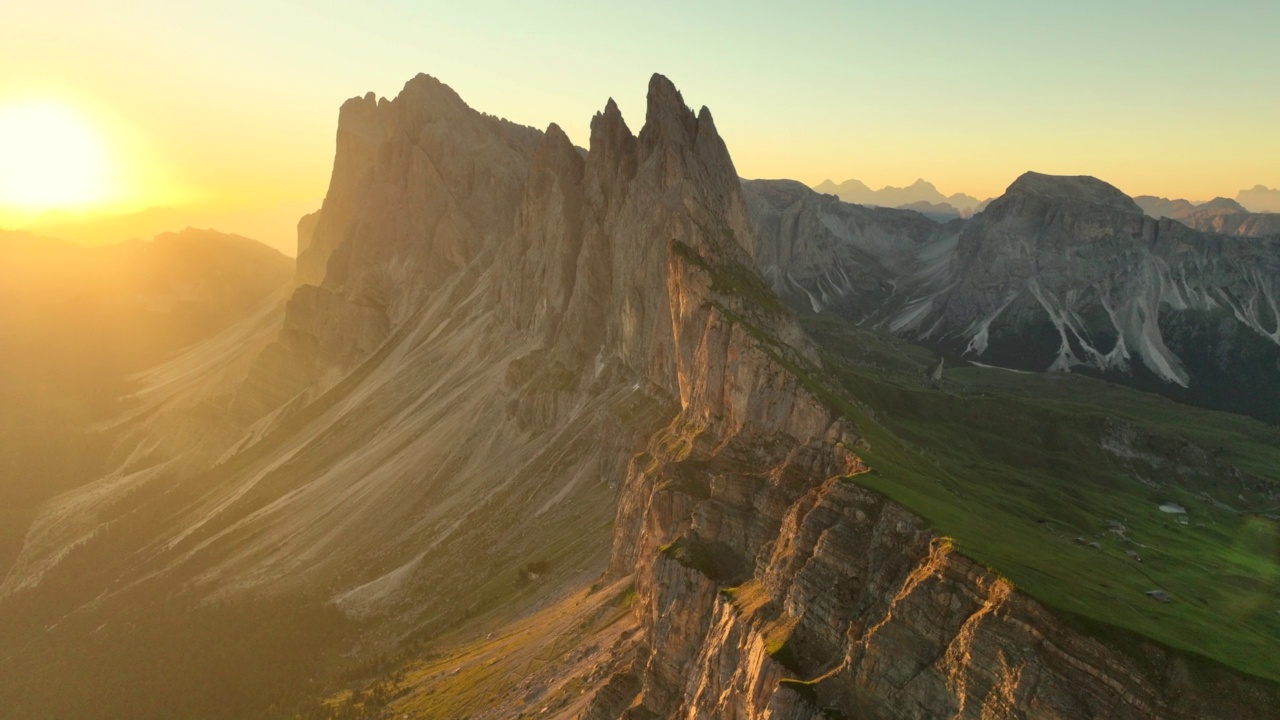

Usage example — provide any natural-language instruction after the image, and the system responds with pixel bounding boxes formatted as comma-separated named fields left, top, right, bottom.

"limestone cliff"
left=581, top=442, right=1276, bottom=719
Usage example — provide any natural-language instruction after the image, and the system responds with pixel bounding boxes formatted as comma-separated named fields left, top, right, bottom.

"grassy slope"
left=800, top=311, right=1280, bottom=684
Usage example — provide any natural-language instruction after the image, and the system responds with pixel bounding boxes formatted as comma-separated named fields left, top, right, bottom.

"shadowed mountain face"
left=749, top=172, right=1280, bottom=421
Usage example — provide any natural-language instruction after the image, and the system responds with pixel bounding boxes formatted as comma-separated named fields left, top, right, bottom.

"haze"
left=2, top=0, right=1278, bottom=252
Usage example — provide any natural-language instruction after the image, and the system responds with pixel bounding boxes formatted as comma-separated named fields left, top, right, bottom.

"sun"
left=0, top=102, right=113, bottom=211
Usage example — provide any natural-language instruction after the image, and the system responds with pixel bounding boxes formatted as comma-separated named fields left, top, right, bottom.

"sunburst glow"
left=0, top=102, right=113, bottom=211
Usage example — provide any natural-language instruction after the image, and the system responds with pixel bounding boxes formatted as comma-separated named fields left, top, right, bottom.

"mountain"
left=0, top=228, right=291, bottom=600
left=18, top=201, right=318, bottom=256
left=1135, top=194, right=1280, bottom=238
left=3, top=76, right=1278, bottom=720
left=743, top=178, right=949, bottom=314
left=1133, top=194, right=1198, bottom=219
left=0, top=72, right=802, bottom=719
left=1238, top=184, right=1280, bottom=213
left=754, top=172, right=1280, bottom=421
left=813, top=176, right=985, bottom=213
left=1176, top=197, right=1280, bottom=238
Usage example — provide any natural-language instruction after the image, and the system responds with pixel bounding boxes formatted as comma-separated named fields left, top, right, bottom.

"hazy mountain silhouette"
left=18, top=201, right=317, bottom=257
left=1135, top=194, right=1280, bottom=237
left=0, top=228, right=290, bottom=579
left=813, top=176, right=986, bottom=214
left=1237, top=184, right=1280, bottom=213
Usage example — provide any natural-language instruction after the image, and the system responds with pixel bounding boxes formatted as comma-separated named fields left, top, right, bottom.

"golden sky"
left=2, top=0, right=1278, bottom=251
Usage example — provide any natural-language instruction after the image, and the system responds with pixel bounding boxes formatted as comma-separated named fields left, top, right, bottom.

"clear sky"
left=2, top=0, right=1278, bottom=233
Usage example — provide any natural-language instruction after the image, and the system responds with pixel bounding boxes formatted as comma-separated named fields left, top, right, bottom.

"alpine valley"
left=2, top=74, right=1278, bottom=720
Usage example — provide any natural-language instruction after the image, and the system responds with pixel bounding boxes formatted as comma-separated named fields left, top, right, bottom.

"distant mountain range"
left=814, top=178, right=1280, bottom=226
left=812, top=177, right=988, bottom=219
left=7, top=201, right=317, bottom=257
left=1134, top=194, right=1280, bottom=238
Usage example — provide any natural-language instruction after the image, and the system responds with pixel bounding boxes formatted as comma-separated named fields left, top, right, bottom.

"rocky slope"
left=0, top=73, right=821, bottom=720
left=743, top=178, right=952, bottom=318
left=349, top=83, right=1279, bottom=719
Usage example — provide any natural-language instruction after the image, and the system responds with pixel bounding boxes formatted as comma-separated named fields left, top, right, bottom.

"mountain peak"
left=402, top=72, right=457, bottom=98
left=1236, top=184, right=1280, bottom=213
left=1198, top=197, right=1248, bottom=214
left=640, top=73, right=697, bottom=149
left=543, top=121, right=571, bottom=144
left=1004, top=171, right=1141, bottom=213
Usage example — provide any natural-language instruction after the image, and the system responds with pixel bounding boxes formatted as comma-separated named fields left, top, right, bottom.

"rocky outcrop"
left=588, top=463, right=1277, bottom=719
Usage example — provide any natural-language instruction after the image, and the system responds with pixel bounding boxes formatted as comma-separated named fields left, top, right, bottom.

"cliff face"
left=584, top=458, right=1276, bottom=719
